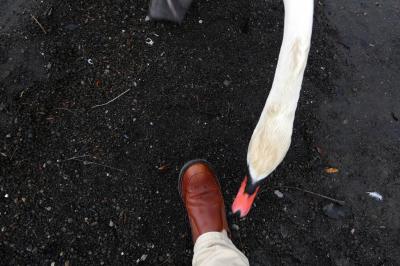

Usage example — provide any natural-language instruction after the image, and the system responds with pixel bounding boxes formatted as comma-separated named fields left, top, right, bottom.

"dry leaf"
left=325, top=167, right=339, bottom=174
left=158, top=164, right=170, bottom=173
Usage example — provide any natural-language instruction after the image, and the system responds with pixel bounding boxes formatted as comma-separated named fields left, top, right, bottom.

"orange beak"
left=231, top=176, right=260, bottom=218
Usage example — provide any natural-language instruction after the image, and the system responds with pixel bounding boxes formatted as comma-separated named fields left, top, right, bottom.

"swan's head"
left=232, top=109, right=293, bottom=217
left=231, top=175, right=261, bottom=218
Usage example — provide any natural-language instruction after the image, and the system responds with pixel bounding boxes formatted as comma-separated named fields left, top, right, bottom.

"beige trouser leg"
left=193, top=230, right=249, bottom=266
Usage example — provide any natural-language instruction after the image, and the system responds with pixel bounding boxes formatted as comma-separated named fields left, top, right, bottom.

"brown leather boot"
left=179, top=159, right=230, bottom=243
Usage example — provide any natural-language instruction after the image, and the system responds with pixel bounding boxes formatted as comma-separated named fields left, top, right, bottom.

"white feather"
left=366, top=192, right=383, bottom=201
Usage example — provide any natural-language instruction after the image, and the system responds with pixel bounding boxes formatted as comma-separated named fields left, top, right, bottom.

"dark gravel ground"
left=1, top=0, right=399, bottom=265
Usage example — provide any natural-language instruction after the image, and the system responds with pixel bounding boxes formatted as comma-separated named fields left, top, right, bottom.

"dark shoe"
left=149, top=0, right=193, bottom=23
left=179, top=159, right=230, bottom=243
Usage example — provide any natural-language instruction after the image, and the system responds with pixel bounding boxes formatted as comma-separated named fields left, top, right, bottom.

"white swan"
left=232, top=0, right=314, bottom=217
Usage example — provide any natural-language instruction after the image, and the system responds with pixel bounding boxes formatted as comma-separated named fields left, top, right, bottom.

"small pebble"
left=223, top=80, right=231, bottom=86
left=145, top=38, right=154, bottom=46
left=65, top=24, right=80, bottom=31
left=274, top=190, right=284, bottom=198
left=109, top=220, right=114, bottom=227
left=323, top=203, right=350, bottom=219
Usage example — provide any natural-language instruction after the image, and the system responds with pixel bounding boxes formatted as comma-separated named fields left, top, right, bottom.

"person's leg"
left=149, top=0, right=193, bottom=23
left=179, top=160, right=249, bottom=266
left=193, top=230, right=249, bottom=266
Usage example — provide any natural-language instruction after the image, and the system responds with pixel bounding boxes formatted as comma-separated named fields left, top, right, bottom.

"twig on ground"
left=195, top=95, right=200, bottom=111
left=159, top=251, right=177, bottom=265
left=276, top=186, right=346, bottom=205
left=31, top=15, right=47, bottom=34
left=91, top=89, right=131, bottom=109
left=60, top=154, right=90, bottom=162
left=72, top=158, right=126, bottom=173
left=226, top=102, right=231, bottom=118
left=55, top=108, right=80, bottom=114
left=9, top=145, right=18, bottom=161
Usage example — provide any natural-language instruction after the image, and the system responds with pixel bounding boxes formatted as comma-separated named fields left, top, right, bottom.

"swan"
left=232, top=0, right=314, bottom=217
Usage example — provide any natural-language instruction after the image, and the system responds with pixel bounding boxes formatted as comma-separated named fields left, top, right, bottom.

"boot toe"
left=179, top=160, right=230, bottom=242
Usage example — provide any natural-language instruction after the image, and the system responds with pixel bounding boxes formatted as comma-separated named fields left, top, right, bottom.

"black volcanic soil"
left=1, top=0, right=399, bottom=265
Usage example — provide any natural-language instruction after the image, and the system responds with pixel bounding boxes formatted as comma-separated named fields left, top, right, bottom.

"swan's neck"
left=264, top=0, right=314, bottom=118
left=247, top=0, right=314, bottom=182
